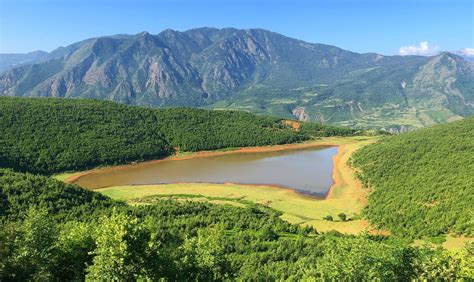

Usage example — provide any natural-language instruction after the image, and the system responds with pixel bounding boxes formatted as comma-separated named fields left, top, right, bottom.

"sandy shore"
left=74, top=136, right=378, bottom=234
left=65, top=137, right=372, bottom=204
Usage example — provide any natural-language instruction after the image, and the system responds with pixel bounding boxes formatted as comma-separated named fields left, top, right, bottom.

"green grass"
left=95, top=137, right=376, bottom=234
left=52, top=172, right=78, bottom=182
left=130, top=194, right=251, bottom=208
left=98, top=183, right=364, bottom=234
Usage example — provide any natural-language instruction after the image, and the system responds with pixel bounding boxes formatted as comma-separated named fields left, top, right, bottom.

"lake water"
left=74, top=146, right=338, bottom=196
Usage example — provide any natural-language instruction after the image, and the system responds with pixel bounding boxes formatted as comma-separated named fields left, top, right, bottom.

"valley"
left=1, top=97, right=473, bottom=280
left=2, top=0, right=473, bottom=279
left=59, top=137, right=374, bottom=234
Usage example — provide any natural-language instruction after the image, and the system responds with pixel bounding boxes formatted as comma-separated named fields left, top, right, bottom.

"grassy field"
left=96, top=137, right=377, bottom=234
left=61, top=135, right=471, bottom=248
left=53, top=172, right=78, bottom=182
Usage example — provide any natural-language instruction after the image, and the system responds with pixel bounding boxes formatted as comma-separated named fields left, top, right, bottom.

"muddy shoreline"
left=66, top=140, right=347, bottom=199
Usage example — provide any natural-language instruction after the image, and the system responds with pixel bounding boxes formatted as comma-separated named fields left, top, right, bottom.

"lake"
left=74, top=146, right=338, bottom=196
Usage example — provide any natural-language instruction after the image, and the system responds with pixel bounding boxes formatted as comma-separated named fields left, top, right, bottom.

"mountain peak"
left=0, top=27, right=472, bottom=130
left=138, top=31, right=152, bottom=36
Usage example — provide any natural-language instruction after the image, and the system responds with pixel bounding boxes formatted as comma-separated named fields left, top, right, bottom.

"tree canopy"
left=1, top=169, right=473, bottom=280
left=351, top=117, right=474, bottom=238
left=0, top=97, right=358, bottom=175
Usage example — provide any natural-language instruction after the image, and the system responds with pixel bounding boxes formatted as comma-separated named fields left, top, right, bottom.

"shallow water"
left=74, top=146, right=338, bottom=196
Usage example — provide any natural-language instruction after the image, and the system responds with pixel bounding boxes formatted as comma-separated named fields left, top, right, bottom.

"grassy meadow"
left=94, top=137, right=376, bottom=234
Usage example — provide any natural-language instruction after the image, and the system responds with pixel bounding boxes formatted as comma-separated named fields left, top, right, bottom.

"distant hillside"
left=351, top=118, right=474, bottom=238
left=0, top=50, right=48, bottom=73
left=1, top=97, right=352, bottom=174
left=1, top=28, right=473, bottom=131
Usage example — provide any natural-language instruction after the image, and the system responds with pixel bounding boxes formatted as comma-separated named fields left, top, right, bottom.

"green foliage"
left=299, top=122, right=357, bottom=137
left=312, top=235, right=416, bottom=280
left=8, top=208, right=58, bottom=280
left=86, top=208, right=162, bottom=280
left=54, top=221, right=95, bottom=280
left=1, top=170, right=473, bottom=280
left=412, top=244, right=474, bottom=280
left=180, top=227, right=230, bottom=280
left=351, top=117, right=474, bottom=238
left=154, top=107, right=308, bottom=152
left=337, top=213, right=347, bottom=222
left=0, top=169, right=117, bottom=221
left=0, top=97, right=172, bottom=174
left=323, top=215, right=333, bottom=221
left=0, top=97, right=313, bottom=174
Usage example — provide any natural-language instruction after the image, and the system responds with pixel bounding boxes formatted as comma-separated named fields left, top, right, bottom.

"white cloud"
left=399, top=41, right=439, bottom=56
left=455, top=48, right=474, bottom=57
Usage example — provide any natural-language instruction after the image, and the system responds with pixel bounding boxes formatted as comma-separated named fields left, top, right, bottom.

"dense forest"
left=1, top=169, right=472, bottom=280
left=0, top=98, right=172, bottom=174
left=1, top=97, right=356, bottom=174
left=351, top=117, right=474, bottom=238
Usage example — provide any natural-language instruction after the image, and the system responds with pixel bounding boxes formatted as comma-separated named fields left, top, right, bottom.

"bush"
left=323, top=215, right=334, bottom=221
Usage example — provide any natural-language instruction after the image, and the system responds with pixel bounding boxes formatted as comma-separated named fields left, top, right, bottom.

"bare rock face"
left=385, top=125, right=414, bottom=134
left=292, top=107, right=309, bottom=121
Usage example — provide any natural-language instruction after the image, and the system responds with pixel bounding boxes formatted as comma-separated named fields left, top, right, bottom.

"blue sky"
left=0, top=0, right=472, bottom=55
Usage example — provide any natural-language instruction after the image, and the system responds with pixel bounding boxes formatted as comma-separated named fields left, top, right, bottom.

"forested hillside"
left=0, top=98, right=173, bottom=174
left=0, top=97, right=355, bottom=174
left=153, top=108, right=310, bottom=151
left=1, top=169, right=472, bottom=280
left=351, top=117, right=474, bottom=238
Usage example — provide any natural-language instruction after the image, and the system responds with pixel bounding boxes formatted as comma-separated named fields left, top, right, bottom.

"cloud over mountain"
left=399, top=41, right=439, bottom=56
left=456, top=48, right=474, bottom=57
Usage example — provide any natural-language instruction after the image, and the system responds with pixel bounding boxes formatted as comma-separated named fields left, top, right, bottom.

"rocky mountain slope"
left=0, top=50, right=48, bottom=73
left=1, top=28, right=473, bottom=130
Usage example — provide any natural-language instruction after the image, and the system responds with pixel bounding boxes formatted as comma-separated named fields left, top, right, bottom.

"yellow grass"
left=53, top=172, right=79, bottom=182
left=443, top=235, right=474, bottom=250
left=57, top=136, right=472, bottom=247
left=97, top=137, right=376, bottom=234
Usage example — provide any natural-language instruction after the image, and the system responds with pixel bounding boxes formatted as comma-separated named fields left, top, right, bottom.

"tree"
left=54, top=221, right=95, bottom=280
left=180, top=227, right=230, bottom=280
left=323, top=215, right=334, bottom=221
left=338, top=213, right=347, bottom=222
left=258, top=226, right=279, bottom=241
left=86, top=208, right=161, bottom=280
left=12, top=207, right=58, bottom=280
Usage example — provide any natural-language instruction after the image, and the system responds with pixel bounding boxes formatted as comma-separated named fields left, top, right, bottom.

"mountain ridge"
left=1, top=27, right=473, bottom=130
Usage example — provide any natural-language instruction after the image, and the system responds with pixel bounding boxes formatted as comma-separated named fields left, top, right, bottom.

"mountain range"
left=1, top=28, right=473, bottom=131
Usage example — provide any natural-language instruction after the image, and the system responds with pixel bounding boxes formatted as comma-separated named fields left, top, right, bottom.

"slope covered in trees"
left=0, top=169, right=118, bottom=221
left=0, top=97, right=331, bottom=174
left=0, top=98, right=172, bottom=174
left=351, top=117, right=474, bottom=238
left=1, top=170, right=472, bottom=280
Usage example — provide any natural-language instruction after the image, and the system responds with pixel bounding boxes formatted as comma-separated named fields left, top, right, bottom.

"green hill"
left=0, top=97, right=318, bottom=174
left=1, top=97, right=355, bottom=174
left=0, top=169, right=117, bottom=221
left=1, top=169, right=472, bottom=280
left=351, top=117, right=474, bottom=238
